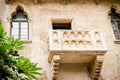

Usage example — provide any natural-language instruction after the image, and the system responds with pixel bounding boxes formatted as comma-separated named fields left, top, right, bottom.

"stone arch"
left=8, top=4, right=31, bottom=22
left=108, top=5, right=120, bottom=40
left=108, top=5, right=120, bottom=20
left=6, top=3, right=32, bottom=40
left=108, top=5, right=120, bottom=15
left=107, top=5, right=120, bottom=22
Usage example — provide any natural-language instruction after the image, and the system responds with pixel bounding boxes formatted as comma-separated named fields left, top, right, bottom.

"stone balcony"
left=48, top=30, right=107, bottom=62
left=48, top=30, right=107, bottom=80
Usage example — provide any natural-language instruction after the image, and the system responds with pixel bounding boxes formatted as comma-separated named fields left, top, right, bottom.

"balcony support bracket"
left=5, top=0, right=10, bottom=4
left=51, top=55, right=61, bottom=80
left=91, top=55, right=104, bottom=80
left=34, top=0, right=38, bottom=4
left=95, top=0, right=100, bottom=4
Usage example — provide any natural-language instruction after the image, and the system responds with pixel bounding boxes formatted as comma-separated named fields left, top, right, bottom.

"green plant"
left=0, top=24, right=42, bottom=80
left=6, top=36, right=24, bottom=56
left=7, top=36, right=24, bottom=50
left=16, top=56, right=42, bottom=80
left=0, top=24, right=7, bottom=38
left=0, top=24, right=24, bottom=54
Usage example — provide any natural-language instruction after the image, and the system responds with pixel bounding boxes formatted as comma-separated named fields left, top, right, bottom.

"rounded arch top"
left=108, top=5, right=120, bottom=19
left=108, top=5, right=120, bottom=15
left=8, top=4, right=31, bottom=22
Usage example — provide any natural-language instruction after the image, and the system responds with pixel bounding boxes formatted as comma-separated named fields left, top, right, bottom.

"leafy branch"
left=0, top=24, right=42, bottom=80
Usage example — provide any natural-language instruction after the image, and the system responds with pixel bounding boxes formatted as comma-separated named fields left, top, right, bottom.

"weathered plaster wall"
left=58, top=63, right=91, bottom=80
left=0, top=0, right=120, bottom=80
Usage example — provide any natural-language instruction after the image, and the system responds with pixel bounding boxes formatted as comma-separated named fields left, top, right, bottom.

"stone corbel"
left=51, top=55, right=60, bottom=80
left=95, top=0, right=100, bottom=4
left=34, top=0, right=38, bottom=4
left=91, top=55, right=104, bottom=80
left=5, top=0, right=10, bottom=4
left=63, top=0, right=67, bottom=5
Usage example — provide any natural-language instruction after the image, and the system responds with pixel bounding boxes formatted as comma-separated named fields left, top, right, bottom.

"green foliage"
left=0, top=24, right=24, bottom=53
left=0, top=51, right=18, bottom=80
left=0, top=35, right=24, bottom=53
left=16, top=56, right=42, bottom=80
left=0, top=24, right=7, bottom=38
left=7, top=36, right=24, bottom=50
left=0, top=24, right=42, bottom=80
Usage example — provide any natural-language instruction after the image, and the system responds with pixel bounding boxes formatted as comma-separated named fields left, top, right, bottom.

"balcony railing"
left=49, top=30, right=107, bottom=51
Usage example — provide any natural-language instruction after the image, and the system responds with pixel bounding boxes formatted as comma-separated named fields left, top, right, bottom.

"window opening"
left=109, top=8, right=120, bottom=39
left=11, top=8, right=29, bottom=40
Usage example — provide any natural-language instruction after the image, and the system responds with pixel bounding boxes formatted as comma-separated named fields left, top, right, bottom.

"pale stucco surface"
left=0, top=0, right=120, bottom=80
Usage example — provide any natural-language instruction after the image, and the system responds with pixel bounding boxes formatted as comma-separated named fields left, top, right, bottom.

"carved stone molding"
left=50, top=55, right=104, bottom=80
left=5, top=0, right=100, bottom=4
left=51, top=55, right=60, bottom=80
left=4, top=0, right=67, bottom=4
left=34, top=0, right=38, bottom=4
left=91, top=55, right=104, bottom=80
left=63, top=0, right=67, bottom=5
left=95, top=0, right=100, bottom=4
left=5, top=0, right=38, bottom=4
left=48, top=30, right=107, bottom=63
left=49, top=30, right=107, bottom=51
left=5, top=0, right=10, bottom=4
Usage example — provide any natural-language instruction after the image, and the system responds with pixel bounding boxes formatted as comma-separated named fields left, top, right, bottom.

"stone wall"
left=0, top=0, right=120, bottom=80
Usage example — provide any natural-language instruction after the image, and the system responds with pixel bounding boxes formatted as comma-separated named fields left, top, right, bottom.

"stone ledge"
left=21, top=40, right=32, bottom=44
left=114, top=40, right=120, bottom=44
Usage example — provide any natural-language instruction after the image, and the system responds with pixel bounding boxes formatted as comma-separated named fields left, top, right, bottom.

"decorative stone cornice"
left=5, top=0, right=38, bottom=4
left=4, top=0, right=67, bottom=4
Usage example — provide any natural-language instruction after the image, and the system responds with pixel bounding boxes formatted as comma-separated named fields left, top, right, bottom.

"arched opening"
left=11, top=7, right=29, bottom=40
left=109, top=8, right=120, bottom=39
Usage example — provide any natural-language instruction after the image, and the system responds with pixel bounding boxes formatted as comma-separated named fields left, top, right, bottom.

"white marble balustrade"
left=49, top=30, right=107, bottom=51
